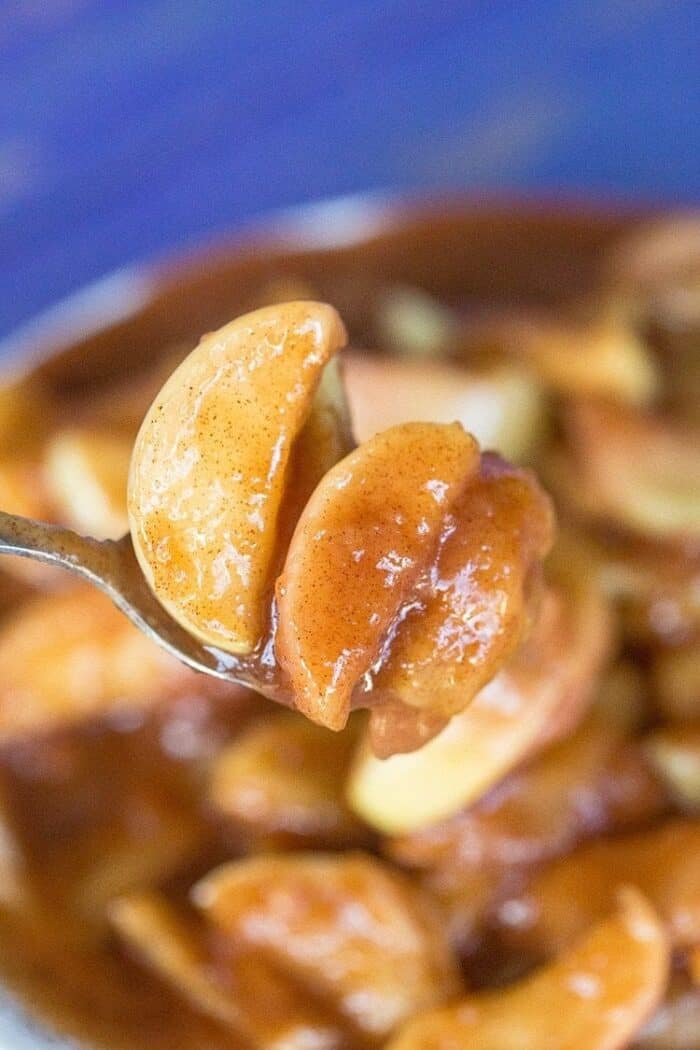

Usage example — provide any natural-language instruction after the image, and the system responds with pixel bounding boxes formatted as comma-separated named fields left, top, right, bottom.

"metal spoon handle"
left=0, top=510, right=242, bottom=684
left=0, top=508, right=122, bottom=583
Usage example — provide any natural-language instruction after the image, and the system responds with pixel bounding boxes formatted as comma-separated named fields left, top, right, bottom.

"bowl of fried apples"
left=0, top=196, right=698, bottom=1050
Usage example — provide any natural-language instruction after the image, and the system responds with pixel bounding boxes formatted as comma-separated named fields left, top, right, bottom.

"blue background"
left=1, top=0, right=698, bottom=340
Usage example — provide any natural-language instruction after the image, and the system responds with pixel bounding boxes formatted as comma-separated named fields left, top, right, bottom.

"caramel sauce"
left=0, top=697, right=257, bottom=1049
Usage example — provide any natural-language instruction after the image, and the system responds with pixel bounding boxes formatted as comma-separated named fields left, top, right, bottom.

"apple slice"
left=500, top=820, right=700, bottom=959
left=194, top=852, right=461, bottom=1041
left=348, top=569, right=612, bottom=832
left=374, top=453, right=555, bottom=717
left=45, top=427, right=132, bottom=540
left=109, top=892, right=242, bottom=1029
left=551, top=399, right=700, bottom=543
left=275, top=422, right=480, bottom=730
left=644, top=725, right=700, bottom=810
left=343, top=350, right=545, bottom=463
left=0, top=583, right=245, bottom=741
left=386, top=710, right=665, bottom=884
left=109, top=891, right=342, bottom=1047
left=386, top=889, right=668, bottom=1050
left=128, top=302, right=348, bottom=654
left=278, top=354, right=354, bottom=552
left=208, top=711, right=368, bottom=849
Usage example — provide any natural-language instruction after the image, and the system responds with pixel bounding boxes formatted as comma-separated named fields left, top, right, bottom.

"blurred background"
left=1, top=0, right=698, bottom=342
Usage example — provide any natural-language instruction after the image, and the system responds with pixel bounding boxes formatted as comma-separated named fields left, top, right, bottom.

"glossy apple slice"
left=194, top=852, right=461, bottom=1041
left=275, top=422, right=480, bottom=730
left=386, top=889, right=668, bottom=1050
left=277, top=354, right=354, bottom=553
left=343, top=350, right=545, bottom=463
left=128, top=302, right=348, bottom=654
left=208, top=711, right=368, bottom=849
left=348, top=568, right=612, bottom=831
left=501, top=820, right=700, bottom=959
left=109, top=891, right=342, bottom=1047
left=374, top=454, right=555, bottom=717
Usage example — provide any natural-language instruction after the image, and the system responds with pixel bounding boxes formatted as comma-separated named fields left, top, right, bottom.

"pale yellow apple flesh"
left=343, top=350, right=545, bottom=463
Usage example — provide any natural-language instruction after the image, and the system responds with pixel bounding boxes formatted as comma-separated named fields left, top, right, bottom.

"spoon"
left=0, top=509, right=248, bottom=686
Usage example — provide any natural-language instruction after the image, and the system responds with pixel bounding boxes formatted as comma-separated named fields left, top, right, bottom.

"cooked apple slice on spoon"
left=372, top=452, right=555, bottom=719
left=128, top=301, right=349, bottom=655
left=275, top=422, right=480, bottom=730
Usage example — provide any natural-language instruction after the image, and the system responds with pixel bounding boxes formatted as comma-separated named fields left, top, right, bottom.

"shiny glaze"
left=372, top=452, right=554, bottom=717
left=347, top=564, right=614, bottom=832
left=276, top=422, right=479, bottom=730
